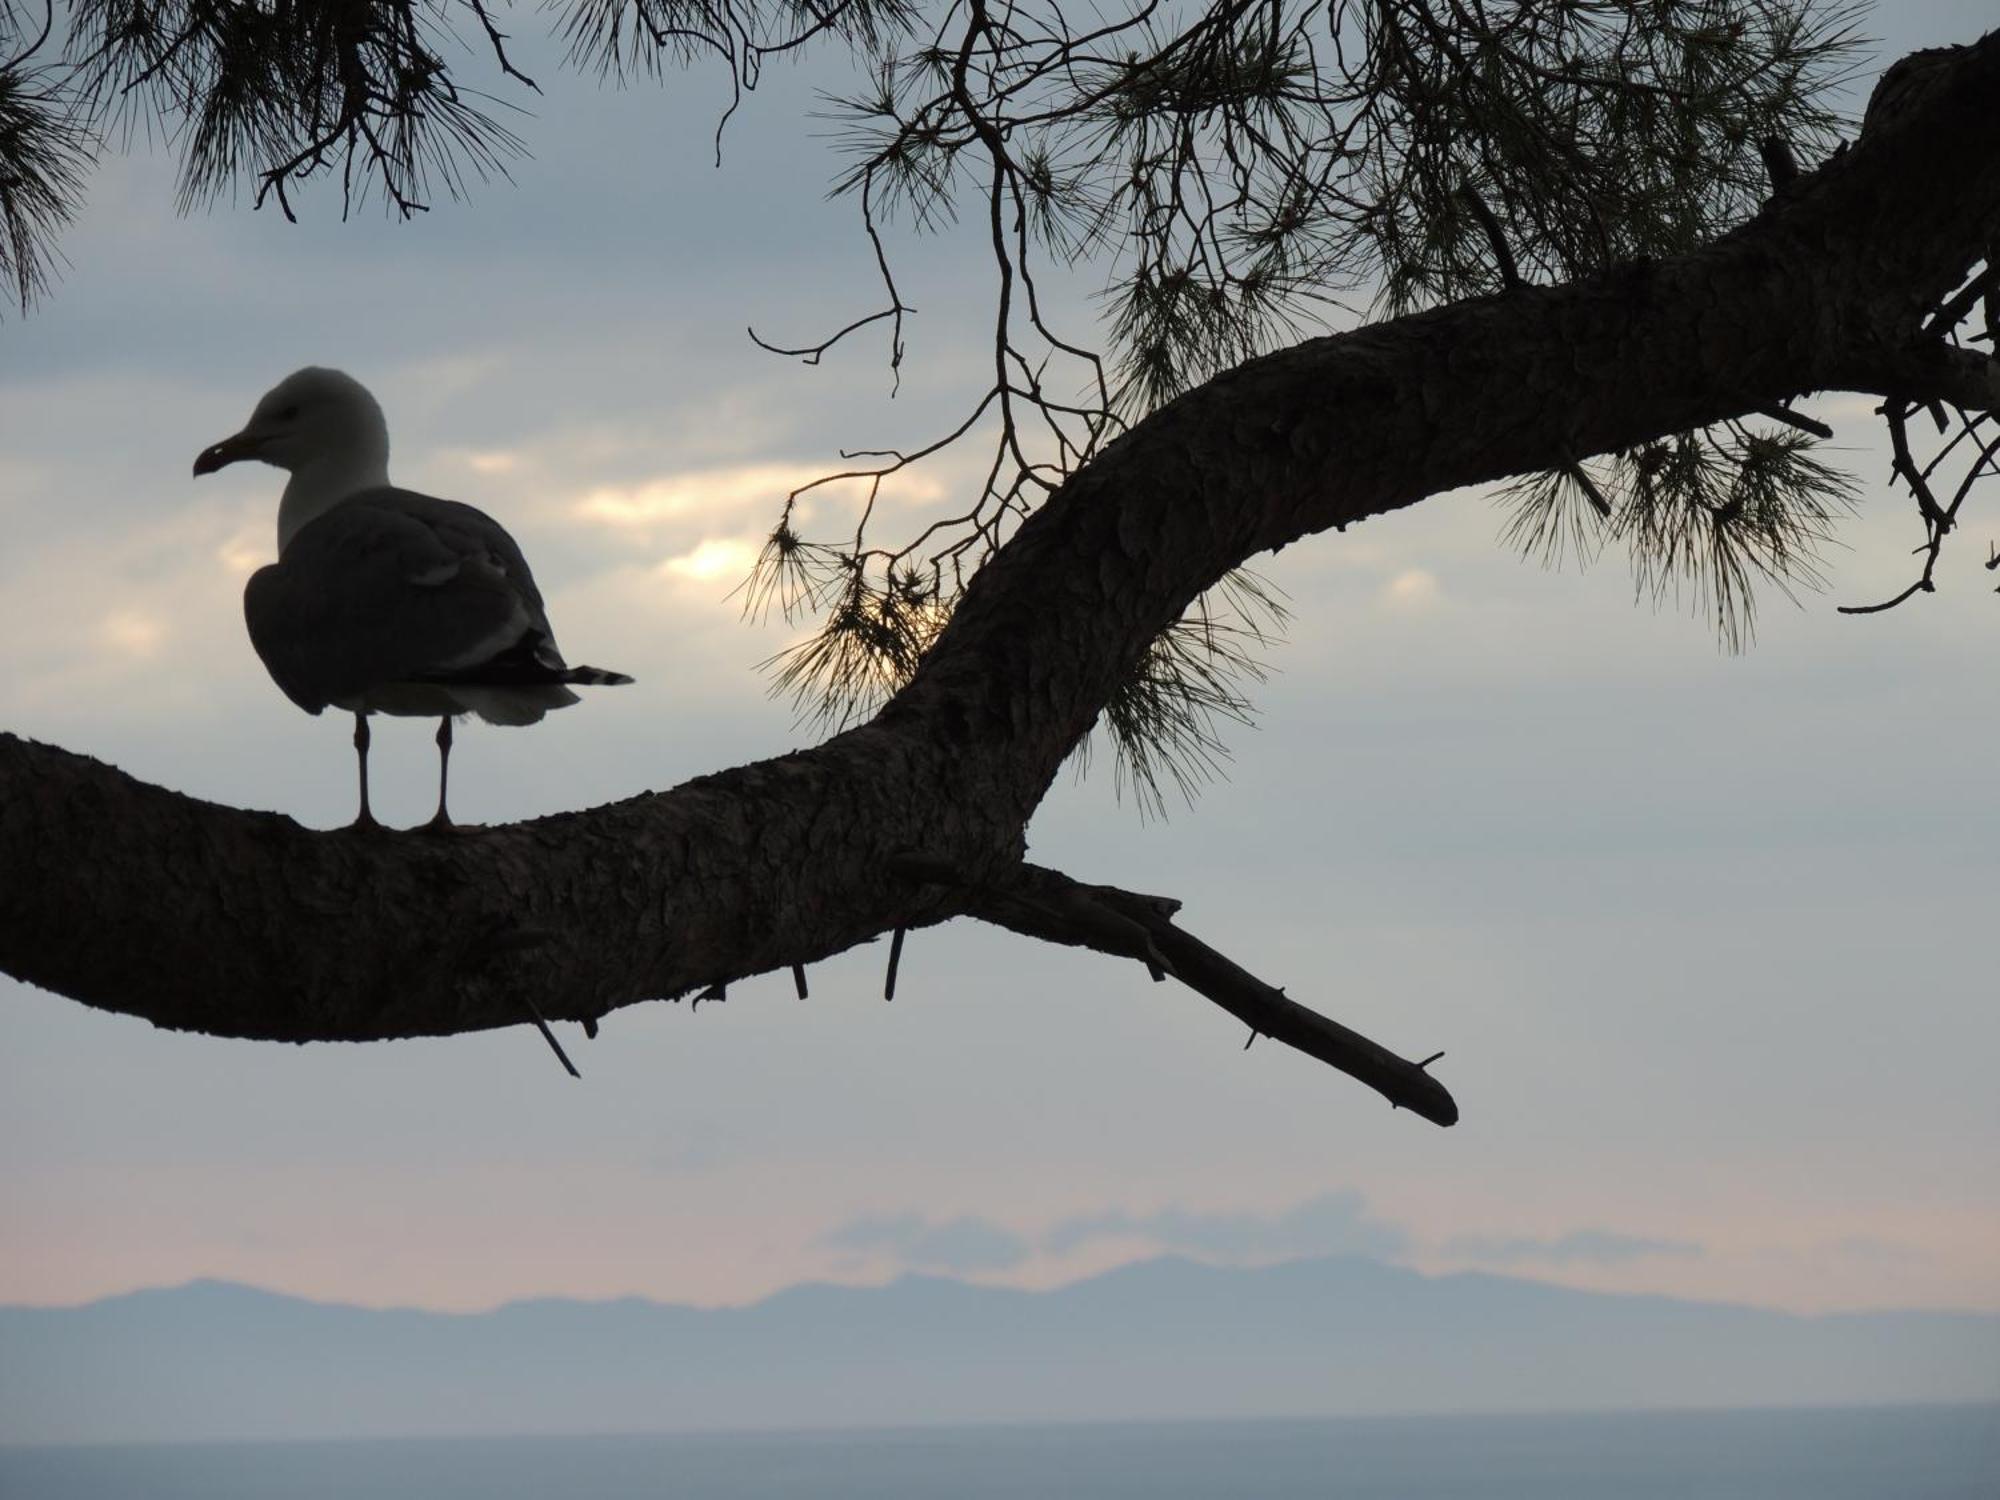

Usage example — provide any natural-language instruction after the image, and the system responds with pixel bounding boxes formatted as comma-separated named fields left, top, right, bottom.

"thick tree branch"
left=5, top=34, right=2000, bottom=1120
left=1832, top=342, right=2000, bottom=414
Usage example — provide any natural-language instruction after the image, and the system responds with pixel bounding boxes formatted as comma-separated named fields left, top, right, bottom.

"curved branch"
left=5, top=33, right=2000, bottom=1119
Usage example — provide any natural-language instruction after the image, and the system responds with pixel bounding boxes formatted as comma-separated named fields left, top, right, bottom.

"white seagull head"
left=193, top=367, right=390, bottom=481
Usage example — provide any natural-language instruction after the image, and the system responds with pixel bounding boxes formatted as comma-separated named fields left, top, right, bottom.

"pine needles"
left=1499, top=423, right=1860, bottom=650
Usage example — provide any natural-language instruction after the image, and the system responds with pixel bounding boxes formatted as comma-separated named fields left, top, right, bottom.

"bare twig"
left=749, top=306, right=905, bottom=366
left=1459, top=178, right=1523, bottom=288
left=1758, top=134, right=1799, bottom=193
left=467, top=0, right=540, bottom=91
left=1753, top=403, right=1834, bottom=441
left=2, top=0, right=54, bottom=70
left=970, top=864, right=1458, bottom=1126
left=1839, top=406, right=2000, bottom=615
left=884, top=925, right=905, bottom=1000
left=1837, top=576, right=1931, bottom=616
left=1565, top=462, right=1613, bottom=519
left=1921, top=262, right=1997, bottom=341
left=521, top=995, right=581, bottom=1078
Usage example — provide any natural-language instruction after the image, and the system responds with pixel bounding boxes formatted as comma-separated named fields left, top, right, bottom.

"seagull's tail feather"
left=458, top=686, right=579, bottom=726
left=457, top=666, right=624, bottom=725
left=563, top=665, right=634, bottom=687
left=417, top=635, right=632, bottom=692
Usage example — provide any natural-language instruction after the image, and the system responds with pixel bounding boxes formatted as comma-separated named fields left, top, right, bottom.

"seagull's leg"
left=350, top=712, right=379, bottom=830
left=425, top=715, right=455, bottom=831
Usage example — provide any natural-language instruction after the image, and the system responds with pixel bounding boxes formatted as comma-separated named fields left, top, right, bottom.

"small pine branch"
left=1497, top=463, right=1613, bottom=570
left=1087, top=569, right=1291, bottom=818
left=763, top=564, right=948, bottom=731
left=0, top=44, right=95, bottom=315
left=1505, top=423, right=1855, bottom=650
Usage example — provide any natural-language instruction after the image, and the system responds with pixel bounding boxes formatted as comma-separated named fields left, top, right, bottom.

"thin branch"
left=1836, top=575, right=1931, bottom=616
left=1887, top=403, right=1949, bottom=527
left=749, top=305, right=904, bottom=364
left=1458, top=177, right=1522, bottom=289
left=884, top=925, right=905, bottom=999
left=747, top=166, right=913, bottom=384
left=1753, top=403, right=1834, bottom=441
left=1565, top=462, right=1613, bottom=519
left=1922, top=261, right=1997, bottom=341
left=1838, top=405, right=2000, bottom=616
left=2, top=0, right=53, bottom=70
left=969, top=863, right=1458, bottom=1126
left=467, top=0, right=541, bottom=92
left=521, top=995, right=582, bottom=1078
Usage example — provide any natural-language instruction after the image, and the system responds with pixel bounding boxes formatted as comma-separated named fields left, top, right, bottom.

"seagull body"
left=197, top=367, right=632, bottom=828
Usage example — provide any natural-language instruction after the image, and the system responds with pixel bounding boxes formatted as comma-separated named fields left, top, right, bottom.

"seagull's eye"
left=274, top=404, right=301, bottom=422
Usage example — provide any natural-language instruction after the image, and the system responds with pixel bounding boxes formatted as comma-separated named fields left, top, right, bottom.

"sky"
left=3, top=3, right=1998, bottom=1325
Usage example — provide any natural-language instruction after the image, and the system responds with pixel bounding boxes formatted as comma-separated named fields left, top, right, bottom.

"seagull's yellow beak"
left=192, top=430, right=263, bottom=477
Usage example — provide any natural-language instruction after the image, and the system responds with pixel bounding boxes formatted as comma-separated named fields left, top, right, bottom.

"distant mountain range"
left=3, top=1257, right=1995, bottom=1444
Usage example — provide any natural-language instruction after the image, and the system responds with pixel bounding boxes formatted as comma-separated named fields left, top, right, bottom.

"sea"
left=2, top=1404, right=1994, bottom=1499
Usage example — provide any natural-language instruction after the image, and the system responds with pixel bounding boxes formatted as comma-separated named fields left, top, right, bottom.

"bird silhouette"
left=197, top=367, right=632, bottom=829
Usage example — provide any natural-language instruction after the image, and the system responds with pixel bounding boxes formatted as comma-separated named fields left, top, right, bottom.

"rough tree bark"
left=4, top=35, right=1998, bottom=1129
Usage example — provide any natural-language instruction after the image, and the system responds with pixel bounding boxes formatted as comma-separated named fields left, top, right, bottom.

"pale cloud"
left=814, top=1194, right=1417, bottom=1278
left=456, top=449, right=521, bottom=477
left=97, top=611, right=167, bottom=659
left=1822, top=1236, right=1929, bottom=1267
left=817, top=1213, right=1031, bottom=1274
left=573, top=462, right=948, bottom=542
left=1044, top=1191, right=1412, bottom=1264
left=574, top=464, right=811, bottom=534
left=1809, top=393, right=1888, bottom=425
left=661, top=537, right=760, bottom=585
left=0, top=492, right=269, bottom=722
left=386, top=351, right=512, bottom=410
left=215, top=520, right=271, bottom=578
left=1442, top=1229, right=1704, bottom=1267
left=1379, top=567, right=1442, bottom=610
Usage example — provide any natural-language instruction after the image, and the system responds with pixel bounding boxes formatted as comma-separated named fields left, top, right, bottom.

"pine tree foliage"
left=1087, top=569, right=1290, bottom=816
left=1500, top=424, right=1860, bottom=650
left=1, top=1, right=93, bottom=313
left=9, top=0, right=1984, bottom=803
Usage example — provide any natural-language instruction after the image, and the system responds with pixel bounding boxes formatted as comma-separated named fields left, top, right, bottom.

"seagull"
left=196, top=367, right=633, bottom=830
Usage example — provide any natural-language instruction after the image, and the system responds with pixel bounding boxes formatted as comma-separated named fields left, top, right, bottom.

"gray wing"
left=243, top=487, right=563, bottom=715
